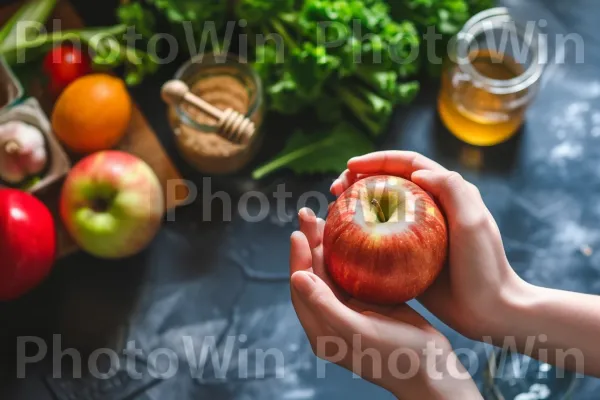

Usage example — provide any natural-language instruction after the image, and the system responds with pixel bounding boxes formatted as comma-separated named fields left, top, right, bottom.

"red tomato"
left=43, top=45, right=92, bottom=95
left=0, top=189, right=56, bottom=301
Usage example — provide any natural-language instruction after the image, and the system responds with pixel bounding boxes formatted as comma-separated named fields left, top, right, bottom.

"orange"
left=52, top=74, right=132, bottom=153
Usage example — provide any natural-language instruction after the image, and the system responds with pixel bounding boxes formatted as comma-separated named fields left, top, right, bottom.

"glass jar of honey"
left=438, top=7, right=545, bottom=146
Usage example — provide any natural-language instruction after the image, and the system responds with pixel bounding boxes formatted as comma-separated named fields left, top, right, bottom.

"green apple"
left=60, top=151, right=164, bottom=258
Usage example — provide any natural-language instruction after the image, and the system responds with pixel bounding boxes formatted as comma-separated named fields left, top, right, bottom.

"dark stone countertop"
left=1, top=0, right=600, bottom=399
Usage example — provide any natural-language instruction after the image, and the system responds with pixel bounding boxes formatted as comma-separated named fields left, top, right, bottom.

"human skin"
left=329, top=151, right=600, bottom=376
left=290, top=209, right=482, bottom=399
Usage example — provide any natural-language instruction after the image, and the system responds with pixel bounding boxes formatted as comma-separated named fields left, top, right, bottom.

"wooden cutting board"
left=0, top=0, right=189, bottom=258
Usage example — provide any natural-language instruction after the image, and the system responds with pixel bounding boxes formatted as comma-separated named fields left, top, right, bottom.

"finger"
left=290, top=233, right=333, bottom=345
left=292, top=290, right=356, bottom=371
left=299, top=209, right=347, bottom=301
left=362, top=308, right=434, bottom=334
left=347, top=300, right=435, bottom=333
left=411, top=170, right=488, bottom=229
left=417, top=268, right=455, bottom=326
left=467, top=183, right=500, bottom=230
left=331, top=173, right=379, bottom=197
left=317, top=217, right=325, bottom=238
left=464, top=182, right=501, bottom=232
left=346, top=298, right=395, bottom=315
left=348, top=151, right=447, bottom=178
left=291, top=278, right=336, bottom=351
left=361, top=310, right=438, bottom=348
left=467, top=182, right=481, bottom=199
left=310, top=244, right=350, bottom=302
left=299, top=208, right=322, bottom=249
left=290, top=231, right=313, bottom=275
left=331, top=169, right=357, bottom=196
left=291, top=271, right=366, bottom=343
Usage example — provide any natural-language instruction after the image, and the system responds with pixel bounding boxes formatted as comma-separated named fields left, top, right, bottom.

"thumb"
left=291, top=271, right=365, bottom=343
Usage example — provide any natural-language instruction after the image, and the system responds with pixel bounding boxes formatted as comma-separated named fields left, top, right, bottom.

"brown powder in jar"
left=169, top=75, right=263, bottom=174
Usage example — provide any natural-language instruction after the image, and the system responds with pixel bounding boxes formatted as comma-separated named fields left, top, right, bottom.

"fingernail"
left=412, top=170, right=432, bottom=180
left=329, top=180, right=339, bottom=194
left=298, top=207, right=315, bottom=219
left=292, top=271, right=317, bottom=298
left=290, top=230, right=303, bottom=241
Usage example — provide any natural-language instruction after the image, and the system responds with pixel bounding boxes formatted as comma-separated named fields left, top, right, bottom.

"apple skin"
left=0, top=189, right=56, bottom=301
left=324, top=175, right=448, bottom=305
left=60, top=151, right=164, bottom=259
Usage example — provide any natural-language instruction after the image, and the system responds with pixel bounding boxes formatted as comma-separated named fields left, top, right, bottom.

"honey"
left=439, top=7, right=544, bottom=146
left=439, top=51, right=527, bottom=146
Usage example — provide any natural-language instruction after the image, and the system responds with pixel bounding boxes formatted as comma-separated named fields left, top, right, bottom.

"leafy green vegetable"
left=267, top=73, right=309, bottom=115
left=390, top=0, right=494, bottom=75
left=117, top=2, right=156, bottom=39
left=252, top=124, right=374, bottom=179
left=288, top=42, right=340, bottom=100
left=0, top=0, right=159, bottom=85
left=1, top=0, right=493, bottom=178
left=0, top=0, right=57, bottom=45
left=116, top=0, right=490, bottom=178
left=236, top=0, right=295, bottom=25
left=142, top=0, right=229, bottom=54
left=149, top=0, right=227, bottom=26
left=241, top=0, right=423, bottom=140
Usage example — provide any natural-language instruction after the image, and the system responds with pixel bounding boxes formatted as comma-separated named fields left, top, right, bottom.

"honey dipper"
left=161, top=80, right=255, bottom=145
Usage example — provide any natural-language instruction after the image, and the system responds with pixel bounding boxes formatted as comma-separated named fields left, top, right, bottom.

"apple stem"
left=370, top=199, right=386, bottom=223
left=4, top=140, right=21, bottom=155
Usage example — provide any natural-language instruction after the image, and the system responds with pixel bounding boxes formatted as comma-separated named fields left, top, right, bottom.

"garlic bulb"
left=0, top=121, right=48, bottom=185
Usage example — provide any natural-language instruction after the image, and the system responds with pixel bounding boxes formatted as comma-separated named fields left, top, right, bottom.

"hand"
left=290, top=208, right=482, bottom=400
left=330, top=151, right=527, bottom=340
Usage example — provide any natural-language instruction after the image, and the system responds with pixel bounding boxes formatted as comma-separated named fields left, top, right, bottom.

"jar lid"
left=455, top=7, right=546, bottom=95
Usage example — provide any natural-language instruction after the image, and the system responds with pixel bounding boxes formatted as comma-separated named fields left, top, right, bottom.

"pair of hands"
left=290, top=151, right=525, bottom=399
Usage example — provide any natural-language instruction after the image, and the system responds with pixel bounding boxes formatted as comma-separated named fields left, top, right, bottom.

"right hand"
left=290, top=209, right=482, bottom=400
left=330, top=151, right=527, bottom=340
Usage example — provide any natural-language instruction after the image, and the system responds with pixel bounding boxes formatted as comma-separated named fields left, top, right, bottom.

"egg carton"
left=0, top=97, right=71, bottom=193
left=0, top=56, right=23, bottom=109
left=0, top=56, right=70, bottom=193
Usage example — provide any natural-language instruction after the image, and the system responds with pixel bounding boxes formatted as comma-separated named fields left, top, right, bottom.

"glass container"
left=484, top=349, right=577, bottom=400
left=438, top=7, right=545, bottom=146
left=168, top=53, right=264, bottom=174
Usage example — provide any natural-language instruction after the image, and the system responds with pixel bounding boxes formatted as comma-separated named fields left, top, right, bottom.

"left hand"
left=290, top=209, right=482, bottom=400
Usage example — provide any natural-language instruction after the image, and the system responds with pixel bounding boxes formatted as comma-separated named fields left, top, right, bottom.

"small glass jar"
left=484, top=349, right=577, bottom=400
left=168, top=53, right=264, bottom=174
left=438, top=7, right=545, bottom=146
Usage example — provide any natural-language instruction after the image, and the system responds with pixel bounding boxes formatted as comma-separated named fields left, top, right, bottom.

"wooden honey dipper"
left=161, top=80, right=256, bottom=145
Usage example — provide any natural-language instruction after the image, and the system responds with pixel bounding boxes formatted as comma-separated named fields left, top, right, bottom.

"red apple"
left=60, top=151, right=164, bottom=259
left=324, top=175, right=448, bottom=304
left=0, top=189, right=56, bottom=301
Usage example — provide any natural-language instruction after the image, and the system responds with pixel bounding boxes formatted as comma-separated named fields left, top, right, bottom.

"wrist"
left=475, top=275, right=540, bottom=343
left=391, top=362, right=482, bottom=400
left=390, top=340, right=482, bottom=400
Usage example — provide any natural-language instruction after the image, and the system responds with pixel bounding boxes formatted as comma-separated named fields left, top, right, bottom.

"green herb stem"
left=0, top=25, right=127, bottom=64
left=0, top=0, right=57, bottom=45
left=252, top=137, right=334, bottom=179
left=335, top=86, right=381, bottom=135
left=270, top=19, right=296, bottom=50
